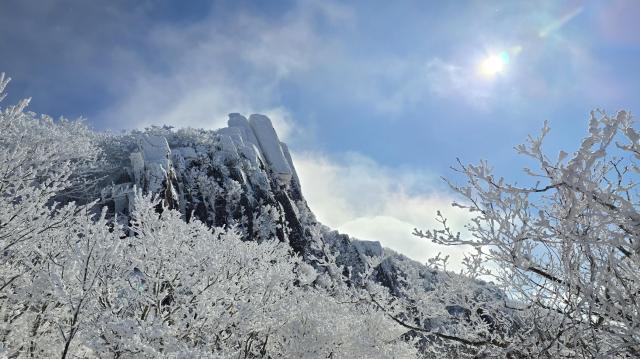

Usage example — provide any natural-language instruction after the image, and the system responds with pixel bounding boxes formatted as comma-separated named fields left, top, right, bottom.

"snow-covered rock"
left=129, top=151, right=144, bottom=185
left=249, top=114, right=293, bottom=182
left=122, top=134, right=179, bottom=208
left=140, top=134, right=171, bottom=165
left=136, top=134, right=172, bottom=193
left=217, top=127, right=245, bottom=147
left=280, top=142, right=300, bottom=185
left=217, top=134, right=239, bottom=159
left=228, top=113, right=265, bottom=166
left=97, top=114, right=490, bottom=339
left=98, top=114, right=383, bottom=275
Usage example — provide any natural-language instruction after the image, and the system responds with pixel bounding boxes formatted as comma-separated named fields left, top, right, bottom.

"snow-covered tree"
left=416, top=110, right=640, bottom=357
left=0, top=74, right=415, bottom=358
left=0, top=73, right=105, bottom=357
left=86, top=193, right=414, bottom=358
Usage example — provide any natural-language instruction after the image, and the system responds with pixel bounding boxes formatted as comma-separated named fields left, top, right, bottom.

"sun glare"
left=479, top=52, right=509, bottom=77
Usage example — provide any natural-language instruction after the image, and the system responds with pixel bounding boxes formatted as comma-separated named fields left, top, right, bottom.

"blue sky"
left=2, top=0, right=639, bottom=266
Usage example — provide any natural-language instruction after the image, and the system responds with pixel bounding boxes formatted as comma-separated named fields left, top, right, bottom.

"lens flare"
left=539, top=6, right=583, bottom=37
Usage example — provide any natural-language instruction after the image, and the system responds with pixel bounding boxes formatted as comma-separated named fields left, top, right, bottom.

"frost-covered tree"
left=0, top=73, right=105, bottom=357
left=416, top=110, right=640, bottom=357
left=2, top=204, right=120, bottom=358
left=0, top=74, right=415, bottom=358
left=86, top=193, right=414, bottom=358
left=360, top=248, right=519, bottom=358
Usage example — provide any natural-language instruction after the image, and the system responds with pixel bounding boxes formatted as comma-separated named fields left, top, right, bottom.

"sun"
left=479, top=52, right=510, bottom=77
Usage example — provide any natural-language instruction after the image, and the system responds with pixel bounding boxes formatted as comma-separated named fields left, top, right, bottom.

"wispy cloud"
left=95, top=0, right=350, bottom=132
left=294, top=151, right=473, bottom=270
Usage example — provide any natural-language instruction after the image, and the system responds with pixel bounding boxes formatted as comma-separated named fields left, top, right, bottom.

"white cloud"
left=98, top=0, right=349, bottom=133
left=260, top=106, right=296, bottom=141
left=293, top=151, right=473, bottom=271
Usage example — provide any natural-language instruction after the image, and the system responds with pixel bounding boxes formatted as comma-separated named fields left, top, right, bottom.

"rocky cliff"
left=97, top=113, right=388, bottom=287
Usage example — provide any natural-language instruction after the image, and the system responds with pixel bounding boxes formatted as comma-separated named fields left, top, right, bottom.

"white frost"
left=249, top=114, right=292, bottom=182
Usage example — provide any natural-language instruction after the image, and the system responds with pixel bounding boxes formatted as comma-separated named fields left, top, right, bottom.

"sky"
left=1, top=0, right=639, bottom=269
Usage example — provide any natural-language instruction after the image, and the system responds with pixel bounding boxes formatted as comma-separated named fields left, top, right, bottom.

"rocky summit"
left=97, top=113, right=398, bottom=288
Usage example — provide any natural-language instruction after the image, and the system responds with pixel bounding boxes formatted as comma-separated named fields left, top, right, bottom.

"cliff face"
left=98, top=113, right=387, bottom=287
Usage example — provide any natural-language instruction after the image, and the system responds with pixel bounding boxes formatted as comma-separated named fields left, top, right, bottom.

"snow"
left=129, top=151, right=144, bottom=185
left=135, top=134, right=173, bottom=193
left=228, top=112, right=250, bottom=128
left=239, top=145, right=261, bottom=167
left=249, top=114, right=293, bottom=181
left=228, top=113, right=258, bottom=147
left=140, top=134, right=170, bottom=165
left=228, top=113, right=265, bottom=165
left=217, top=134, right=239, bottom=158
left=217, top=127, right=245, bottom=147
left=280, top=142, right=299, bottom=185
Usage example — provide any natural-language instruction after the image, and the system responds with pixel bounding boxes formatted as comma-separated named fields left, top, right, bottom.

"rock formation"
left=96, top=114, right=497, bottom=344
